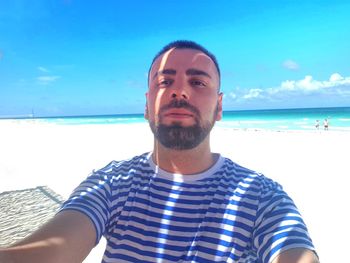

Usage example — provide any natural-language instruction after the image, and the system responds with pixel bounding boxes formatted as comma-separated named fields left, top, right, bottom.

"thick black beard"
left=149, top=99, right=218, bottom=150
left=150, top=122, right=213, bottom=150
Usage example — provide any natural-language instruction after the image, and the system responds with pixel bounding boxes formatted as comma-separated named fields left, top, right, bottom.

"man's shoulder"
left=94, top=152, right=152, bottom=176
left=221, top=156, right=281, bottom=191
left=220, top=156, right=260, bottom=178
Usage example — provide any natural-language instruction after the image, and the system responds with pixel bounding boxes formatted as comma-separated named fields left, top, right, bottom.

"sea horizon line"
left=1, top=106, right=349, bottom=120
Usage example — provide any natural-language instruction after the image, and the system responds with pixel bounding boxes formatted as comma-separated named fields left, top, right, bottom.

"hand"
left=0, top=210, right=96, bottom=263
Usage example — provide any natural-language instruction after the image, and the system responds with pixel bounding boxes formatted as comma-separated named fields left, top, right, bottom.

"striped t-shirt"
left=60, top=152, right=315, bottom=263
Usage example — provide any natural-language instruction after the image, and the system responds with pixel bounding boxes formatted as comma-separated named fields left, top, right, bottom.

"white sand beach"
left=0, top=120, right=349, bottom=262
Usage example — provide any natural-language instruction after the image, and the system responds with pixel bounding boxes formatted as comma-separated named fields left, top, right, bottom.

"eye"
left=190, top=79, right=206, bottom=88
left=157, top=79, right=173, bottom=88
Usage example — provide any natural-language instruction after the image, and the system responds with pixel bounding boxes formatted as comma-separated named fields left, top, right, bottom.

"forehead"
left=150, top=48, right=219, bottom=80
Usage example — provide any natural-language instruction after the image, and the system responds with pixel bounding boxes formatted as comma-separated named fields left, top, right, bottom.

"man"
left=315, top=120, right=319, bottom=130
left=323, top=119, right=329, bottom=130
left=0, top=40, right=318, bottom=263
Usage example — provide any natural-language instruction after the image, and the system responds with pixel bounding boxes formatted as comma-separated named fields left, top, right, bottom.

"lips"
left=163, top=109, right=194, bottom=119
left=159, top=100, right=200, bottom=122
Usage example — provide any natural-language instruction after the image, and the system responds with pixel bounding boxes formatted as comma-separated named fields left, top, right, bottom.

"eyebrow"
left=152, top=68, right=211, bottom=80
left=152, top=69, right=176, bottom=80
left=186, top=68, right=211, bottom=78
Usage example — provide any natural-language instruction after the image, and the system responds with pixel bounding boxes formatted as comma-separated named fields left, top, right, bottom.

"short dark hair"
left=148, top=40, right=221, bottom=88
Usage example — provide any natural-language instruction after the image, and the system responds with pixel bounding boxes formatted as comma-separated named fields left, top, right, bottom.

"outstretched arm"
left=0, top=210, right=96, bottom=263
left=272, top=248, right=319, bottom=263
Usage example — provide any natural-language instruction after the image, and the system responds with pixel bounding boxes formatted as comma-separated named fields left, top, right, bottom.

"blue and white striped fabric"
left=60, top=152, right=315, bottom=263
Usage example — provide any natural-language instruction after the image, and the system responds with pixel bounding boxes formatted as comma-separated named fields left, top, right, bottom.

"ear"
left=144, top=92, right=149, bottom=120
left=215, top=92, right=223, bottom=121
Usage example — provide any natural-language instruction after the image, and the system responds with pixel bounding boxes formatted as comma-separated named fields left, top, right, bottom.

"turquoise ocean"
left=2, top=107, right=350, bottom=131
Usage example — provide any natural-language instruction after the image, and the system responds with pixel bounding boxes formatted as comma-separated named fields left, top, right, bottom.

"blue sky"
left=1, top=0, right=349, bottom=117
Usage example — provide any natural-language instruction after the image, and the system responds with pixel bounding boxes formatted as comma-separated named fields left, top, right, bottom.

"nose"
left=170, top=81, right=189, bottom=100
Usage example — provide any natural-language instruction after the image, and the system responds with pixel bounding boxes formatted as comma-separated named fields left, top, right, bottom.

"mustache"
left=159, top=99, right=200, bottom=117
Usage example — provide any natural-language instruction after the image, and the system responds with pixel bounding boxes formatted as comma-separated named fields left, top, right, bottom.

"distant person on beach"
left=0, top=41, right=319, bottom=263
left=315, top=119, right=320, bottom=130
left=324, top=118, right=329, bottom=130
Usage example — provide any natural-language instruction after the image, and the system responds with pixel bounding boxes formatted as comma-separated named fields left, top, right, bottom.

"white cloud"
left=275, top=75, right=319, bottom=92
left=329, top=73, right=343, bottom=82
left=243, top=88, right=263, bottom=99
left=272, top=73, right=350, bottom=94
left=226, top=73, right=350, bottom=105
left=37, top=75, right=60, bottom=85
left=38, top=66, right=49, bottom=73
left=229, top=92, right=237, bottom=99
left=282, top=59, right=299, bottom=71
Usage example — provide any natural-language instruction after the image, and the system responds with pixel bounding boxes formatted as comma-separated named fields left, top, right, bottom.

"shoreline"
left=1, top=117, right=349, bottom=133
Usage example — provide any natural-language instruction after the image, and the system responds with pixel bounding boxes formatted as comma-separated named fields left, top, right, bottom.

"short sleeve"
left=59, top=170, right=112, bottom=245
left=253, top=178, right=315, bottom=263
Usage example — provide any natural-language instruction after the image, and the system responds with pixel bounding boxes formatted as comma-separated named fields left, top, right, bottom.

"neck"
left=152, top=136, right=218, bottom=175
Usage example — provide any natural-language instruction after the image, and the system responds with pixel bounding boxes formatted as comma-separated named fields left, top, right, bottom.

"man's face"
left=145, top=48, right=222, bottom=150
